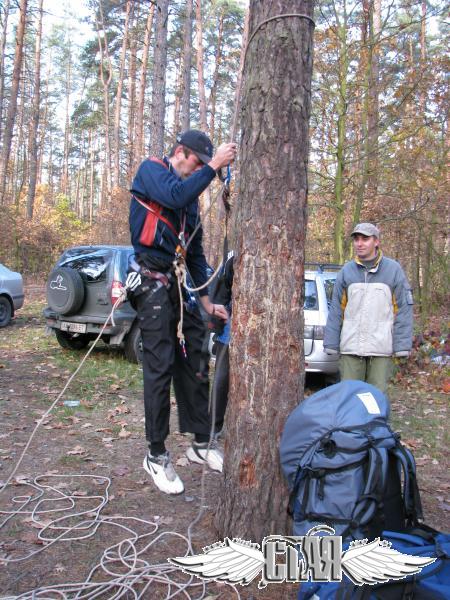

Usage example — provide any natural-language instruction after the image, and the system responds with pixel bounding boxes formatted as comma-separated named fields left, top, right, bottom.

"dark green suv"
left=43, top=245, right=142, bottom=362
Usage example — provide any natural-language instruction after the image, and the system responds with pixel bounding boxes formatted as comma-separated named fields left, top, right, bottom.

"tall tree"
left=216, top=0, right=315, bottom=540
left=95, top=0, right=113, bottom=198
left=0, top=0, right=28, bottom=204
left=195, top=0, right=208, bottom=131
left=180, top=0, right=193, bottom=131
left=26, top=0, right=44, bottom=219
left=134, top=2, right=155, bottom=171
left=0, top=0, right=11, bottom=144
left=113, top=0, right=132, bottom=188
left=149, top=0, right=169, bottom=156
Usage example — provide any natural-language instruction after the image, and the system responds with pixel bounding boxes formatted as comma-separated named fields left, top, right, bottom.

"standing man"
left=324, top=223, right=413, bottom=393
left=210, top=250, right=234, bottom=436
left=129, top=130, right=236, bottom=494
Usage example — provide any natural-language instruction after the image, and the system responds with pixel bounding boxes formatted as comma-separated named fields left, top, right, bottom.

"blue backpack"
left=297, top=525, right=450, bottom=599
left=279, top=380, right=422, bottom=541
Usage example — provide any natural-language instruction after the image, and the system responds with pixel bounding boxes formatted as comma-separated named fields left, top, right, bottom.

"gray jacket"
left=324, top=253, right=413, bottom=357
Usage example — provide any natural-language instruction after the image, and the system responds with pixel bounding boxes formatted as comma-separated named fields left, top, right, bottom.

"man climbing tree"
left=215, top=0, right=315, bottom=541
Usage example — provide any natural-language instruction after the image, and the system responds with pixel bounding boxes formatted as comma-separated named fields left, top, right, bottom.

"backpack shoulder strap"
left=390, top=443, right=423, bottom=525
left=342, top=445, right=389, bottom=539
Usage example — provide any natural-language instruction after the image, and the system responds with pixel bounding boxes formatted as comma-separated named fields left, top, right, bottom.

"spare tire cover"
left=47, top=267, right=85, bottom=315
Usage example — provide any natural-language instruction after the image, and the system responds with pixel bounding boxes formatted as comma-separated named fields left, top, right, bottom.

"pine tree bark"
left=96, top=0, right=113, bottom=199
left=208, top=9, right=224, bottom=142
left=215, top=0, right=314, bottom=541
left=61, top=58, right=72, bottom=197
left=134, top=2, right=154, bottom=171
left=26, top=0, right=43, bottom=219
left=180, top=0, right=193, bottom=131
left=195, top=0, right=208, bottom=131
left=127, top=32, right=137, bottom=179
left=0, top=0, right=11, bottom=145
left=172, top=58, right=183, bottom=136
left=333, top=12, right=348, bottom=264
left=113, top=0, right=132, bottom=188
left=149, top=0, right=169, bottom=156
left=0, top=0, right=28, bottom=204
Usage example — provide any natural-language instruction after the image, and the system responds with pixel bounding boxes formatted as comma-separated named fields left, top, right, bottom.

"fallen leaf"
left=67, top=446, right=86, bottom=456
left=118, top=429, right=132, bottom=439
left=111, top=466, right=130, bottom=477
left=176, top=457, right=190, bottom=467
left=402, top=438, right=421, bottom=450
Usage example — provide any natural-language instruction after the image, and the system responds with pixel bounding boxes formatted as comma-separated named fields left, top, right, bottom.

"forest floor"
left=0, top=282, right=448, bottom=599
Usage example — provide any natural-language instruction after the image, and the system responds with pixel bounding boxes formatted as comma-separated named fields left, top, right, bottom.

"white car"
left=304, top=265, right=340, bottom=376
left=0, top=263, right=24, bottom=327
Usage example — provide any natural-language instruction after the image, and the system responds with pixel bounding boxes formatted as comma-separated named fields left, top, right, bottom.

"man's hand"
left=200, top=296, right=228, bottom=321
left=208, top=142, right=237, bottom=171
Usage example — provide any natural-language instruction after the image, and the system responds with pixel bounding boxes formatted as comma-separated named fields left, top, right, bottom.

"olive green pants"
left=340, top=354, right=393, bottom=394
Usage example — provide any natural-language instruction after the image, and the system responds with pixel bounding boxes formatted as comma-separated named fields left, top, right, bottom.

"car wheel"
left=0, top=296, right=12, bottom=327
left=46, top=267, right=85, bottom=316
left=55, top=329, right=90, bottom=350
left=124, top=321, right=142, bottom=364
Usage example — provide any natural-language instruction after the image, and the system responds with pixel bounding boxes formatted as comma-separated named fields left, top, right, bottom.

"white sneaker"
left=186, top=440, right=223, bottom=472
left=143, top=451, right=184, bottom=495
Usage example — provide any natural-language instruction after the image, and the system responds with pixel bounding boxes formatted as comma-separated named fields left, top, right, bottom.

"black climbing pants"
left=134, top=279, right=211, bottom=445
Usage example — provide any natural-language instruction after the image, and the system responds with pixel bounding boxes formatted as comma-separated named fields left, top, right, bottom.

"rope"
left=244, top=13, right=315, bottom=68
left=0, top=291, right=127, bottom=498
left=0, top=286, right=239, bottom=599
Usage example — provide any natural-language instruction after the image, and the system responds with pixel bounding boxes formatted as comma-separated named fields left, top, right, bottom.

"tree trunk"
left=215, top=0, right=314, bottom=541
left=134, top=2, right=155, bottom=171
left=37, top=50, right=52, bottom=187
left=0, top=0, right=11, bottom=145
left=0, top=0, right=28, bottom=204
left=195, top=0, right=208, bottom=131
left=113, top=0, right=132, bottom=188
left=208, top=9, right=224, bottom=142
left=181, top=0, right=193, bottom=131
left=230, top=8, right=249, bottom=142
left=96, top=0, right=113, bottom=200
left=333, top=12, right=348, bottom=264
left=366, top=0, right=380, bottom=198
left=26, top=0, right=43, bottom=219
left=149, top=0, right=169, bottom=156
left=172, top=58, right=183, bottom=136
left=127, top=30, right=137, bottom=180
left=61, top=57, right=72, bottom=197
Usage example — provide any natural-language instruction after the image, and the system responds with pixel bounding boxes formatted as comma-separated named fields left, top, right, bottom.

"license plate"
left=60, top=322, right=86, bottom=333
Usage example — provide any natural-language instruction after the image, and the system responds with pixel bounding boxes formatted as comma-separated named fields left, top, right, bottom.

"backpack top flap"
left=280, top=380, right=392, bottom=489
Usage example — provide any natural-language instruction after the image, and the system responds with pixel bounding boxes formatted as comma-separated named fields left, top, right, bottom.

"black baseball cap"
left=176, top=130, right=213, bottom=164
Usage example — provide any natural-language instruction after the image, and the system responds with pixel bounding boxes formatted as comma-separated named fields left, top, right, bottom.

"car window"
left=304, top=279, right=318, bottom=310
left=323, top=277, right=336, bottom=307
left=59, top=250, right=111, bottom=282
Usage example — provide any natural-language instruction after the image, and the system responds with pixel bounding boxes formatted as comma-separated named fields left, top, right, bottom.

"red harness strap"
left=137, top=157, right=186, bottom=247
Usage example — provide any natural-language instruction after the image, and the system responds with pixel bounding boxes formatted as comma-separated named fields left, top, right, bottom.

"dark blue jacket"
left=129, top=157, right=216, bottom=296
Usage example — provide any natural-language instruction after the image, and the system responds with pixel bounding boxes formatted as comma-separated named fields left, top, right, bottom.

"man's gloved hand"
left=324, top=348, right=339, bottom=355
left=125, top=271, right=142, bottom=292
left=394, top=350, right=410, bottom=358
